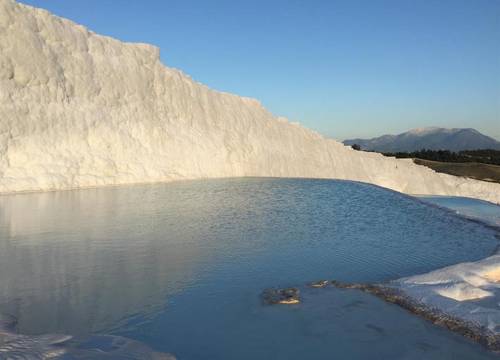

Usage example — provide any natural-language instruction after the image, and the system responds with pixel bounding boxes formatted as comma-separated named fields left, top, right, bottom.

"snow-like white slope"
left=0, top=0, right=499, bottom=202
left=394, top=254, right=500, bottom=334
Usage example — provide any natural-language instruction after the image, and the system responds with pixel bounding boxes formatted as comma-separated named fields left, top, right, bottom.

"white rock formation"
left=0, top=0, right=499, bottom=203
left=394, top=254, right=500, bottom=334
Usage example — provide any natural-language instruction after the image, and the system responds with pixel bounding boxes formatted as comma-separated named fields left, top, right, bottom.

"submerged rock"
left=308, top=280, right=329, bottom=288
left=0, top=315, right=72, bottom=359
left=68, top=335, right=177, bottom=359
left=0, top=314, right=176, bottom=359
left=262, top=288, right=300, bottom=305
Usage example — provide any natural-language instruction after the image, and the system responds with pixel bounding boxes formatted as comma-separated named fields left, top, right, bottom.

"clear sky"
left=19, top=0, right=500, bottom=140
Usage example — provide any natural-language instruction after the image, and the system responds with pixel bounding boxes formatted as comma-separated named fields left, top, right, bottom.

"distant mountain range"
left=343, top=127, right=500, bottom=153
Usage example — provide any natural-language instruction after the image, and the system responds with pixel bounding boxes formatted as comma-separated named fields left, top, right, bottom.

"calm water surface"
left=417, top=195, right=500, bottom=228
left=0, top=178, right=499, bottom=359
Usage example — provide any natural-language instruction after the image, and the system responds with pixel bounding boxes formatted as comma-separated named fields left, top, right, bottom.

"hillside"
left=0, top=0, right=499, bottom=203
left=413, top=159, right=500, bottom=184
left=344, top=127, right=500, bottom=153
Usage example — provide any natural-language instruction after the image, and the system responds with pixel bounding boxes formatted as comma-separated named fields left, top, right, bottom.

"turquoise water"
left=0, top=178, right=499, bottom=359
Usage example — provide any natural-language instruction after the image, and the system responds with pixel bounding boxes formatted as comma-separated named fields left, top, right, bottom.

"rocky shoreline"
left=262, top=279, right=500, bottom=351
left=330, top=280, right=500, bottom=351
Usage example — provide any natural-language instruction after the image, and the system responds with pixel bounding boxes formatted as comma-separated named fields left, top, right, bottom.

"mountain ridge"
left=344, top=127, right=500, bottom=153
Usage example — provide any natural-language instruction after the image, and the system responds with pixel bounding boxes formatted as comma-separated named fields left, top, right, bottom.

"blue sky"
left=20, top=0, right=500, bottom=140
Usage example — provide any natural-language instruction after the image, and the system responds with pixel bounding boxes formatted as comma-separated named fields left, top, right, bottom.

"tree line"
left=381, top=149, right=500, bottom=165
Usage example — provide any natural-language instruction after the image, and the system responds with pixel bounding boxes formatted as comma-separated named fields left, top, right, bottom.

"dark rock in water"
left=262, top=288, right=300, bottom=305
left=330, top=280, right=500, bottom=351
left=330, top=280, right=365, bottom=289
left=308, top=280, right=329, bottom=288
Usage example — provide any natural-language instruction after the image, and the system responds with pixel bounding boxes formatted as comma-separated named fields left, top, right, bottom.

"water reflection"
left=0, top=184, right=214, bottom=335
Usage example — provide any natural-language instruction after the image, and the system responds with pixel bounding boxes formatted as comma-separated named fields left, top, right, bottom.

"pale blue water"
left=417, top=195, right=500, bottom=229
left=0, top=178, right=499, bottom=359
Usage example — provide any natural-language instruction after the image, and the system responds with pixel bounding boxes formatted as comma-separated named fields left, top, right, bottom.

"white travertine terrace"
left=394, top=255, right=500, bottom=333
left=0, top=0, right=499, bottom=203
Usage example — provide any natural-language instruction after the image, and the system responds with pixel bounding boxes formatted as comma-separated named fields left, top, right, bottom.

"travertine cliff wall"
left=0, top=0, right=499, bottom=203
